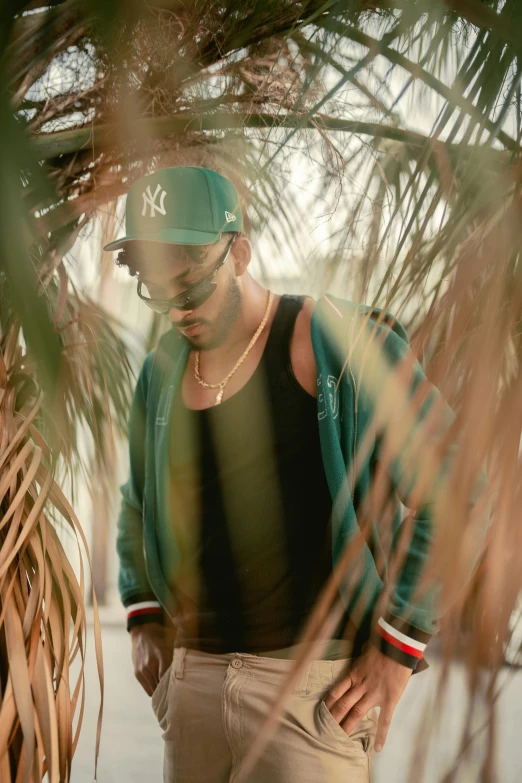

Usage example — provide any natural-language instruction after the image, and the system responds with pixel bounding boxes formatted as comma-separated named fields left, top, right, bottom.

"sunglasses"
left=136, top=235, right=236, bottom=313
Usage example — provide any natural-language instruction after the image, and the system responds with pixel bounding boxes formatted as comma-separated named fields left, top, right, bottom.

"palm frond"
left=2, top=0, right=522, bottom=779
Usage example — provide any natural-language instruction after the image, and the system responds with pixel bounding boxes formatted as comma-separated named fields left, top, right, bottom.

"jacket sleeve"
left=116, top=351, right=165, bottom=631
left=356, top=321, right=490, bottom=669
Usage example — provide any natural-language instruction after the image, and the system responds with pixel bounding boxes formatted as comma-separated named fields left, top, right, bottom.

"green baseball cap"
left=103, top=166, right=243, bottom=251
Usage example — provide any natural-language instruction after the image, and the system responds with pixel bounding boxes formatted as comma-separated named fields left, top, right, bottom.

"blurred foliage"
left=0, top=0, right=522, bottom=780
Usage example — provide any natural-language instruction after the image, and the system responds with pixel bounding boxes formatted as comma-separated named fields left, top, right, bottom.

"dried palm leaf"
left=0, top=321, right=104, bottom=782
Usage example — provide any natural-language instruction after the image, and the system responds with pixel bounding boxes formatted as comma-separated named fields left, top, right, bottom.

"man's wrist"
left=130, top=621, right=164, bottom=636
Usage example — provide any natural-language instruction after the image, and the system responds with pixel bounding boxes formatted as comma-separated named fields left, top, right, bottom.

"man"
left=104, top=166, right=474, bottom=782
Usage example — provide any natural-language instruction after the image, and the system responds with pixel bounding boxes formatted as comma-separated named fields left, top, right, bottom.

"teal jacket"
left=116, top=295, right=483, bottom=669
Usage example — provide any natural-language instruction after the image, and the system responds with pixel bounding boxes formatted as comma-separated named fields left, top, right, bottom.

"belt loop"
left=174, top=647, right=187, bottom=679
left=301, top=661, right=313, bottom=695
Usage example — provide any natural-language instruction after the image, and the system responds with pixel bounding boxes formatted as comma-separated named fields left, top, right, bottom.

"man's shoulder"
left=293, top=294, right=315, bottom=335
left=311, top=294, right=410, bottom=347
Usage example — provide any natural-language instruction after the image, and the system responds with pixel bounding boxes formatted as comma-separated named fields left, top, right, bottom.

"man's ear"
left=231, top=234, right=251, bottom=276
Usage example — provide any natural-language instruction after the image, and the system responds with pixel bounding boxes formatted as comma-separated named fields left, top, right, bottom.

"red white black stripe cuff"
left=371, top=615, right=431, bottom=670
left=127, top=600, right=163, bottom=619
left=125, top=599, right=164, bottom=631
left=377, top=617, right=427, bottom=656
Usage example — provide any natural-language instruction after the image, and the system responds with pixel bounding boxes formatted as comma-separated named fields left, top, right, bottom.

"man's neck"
left=203, top=280, right=272, bottom=365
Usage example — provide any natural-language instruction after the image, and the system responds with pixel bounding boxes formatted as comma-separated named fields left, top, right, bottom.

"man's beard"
left=182, top=275, right=242, bottom=351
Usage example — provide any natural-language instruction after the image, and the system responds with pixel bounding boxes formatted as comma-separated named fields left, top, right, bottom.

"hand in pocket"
left=130, top=623, right=176, bottom=696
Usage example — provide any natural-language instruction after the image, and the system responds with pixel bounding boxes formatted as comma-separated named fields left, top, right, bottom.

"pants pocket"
left=150, top=663, right=173, bottom=730
left=318, top=700, right=375, bottom=755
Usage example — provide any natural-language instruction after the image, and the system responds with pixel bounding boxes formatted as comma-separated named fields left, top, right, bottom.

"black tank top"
left=167, top=295, right=336, bottom=652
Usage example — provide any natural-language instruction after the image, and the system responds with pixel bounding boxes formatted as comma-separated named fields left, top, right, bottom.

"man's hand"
left=324, top=645, right=412, bottom=752
left=130, top=623, right=176, bottom=697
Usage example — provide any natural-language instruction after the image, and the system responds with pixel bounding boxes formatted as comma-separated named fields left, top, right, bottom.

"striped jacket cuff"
left=370, top=614, right=432, bottom=670
left=124, top=594, right=164, bottom=632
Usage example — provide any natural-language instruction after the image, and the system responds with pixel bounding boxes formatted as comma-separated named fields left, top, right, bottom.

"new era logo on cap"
left=225, top=211, right=237, bottom=223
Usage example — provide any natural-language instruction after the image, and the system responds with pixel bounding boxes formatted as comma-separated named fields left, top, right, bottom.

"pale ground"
left=70, top=617, right=522, bottom=783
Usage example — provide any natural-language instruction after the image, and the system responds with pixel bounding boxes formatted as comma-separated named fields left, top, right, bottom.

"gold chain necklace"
left=194, top=290, right=275, bottom=405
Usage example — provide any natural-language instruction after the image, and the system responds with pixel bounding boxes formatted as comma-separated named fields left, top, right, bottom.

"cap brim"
left=103, top=228, right=226, bottom=251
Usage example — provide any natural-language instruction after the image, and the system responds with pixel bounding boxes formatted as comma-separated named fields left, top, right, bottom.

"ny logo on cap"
left=225, top=211, right=236, bottom=223
left=142, top=184, right=167, bottom=218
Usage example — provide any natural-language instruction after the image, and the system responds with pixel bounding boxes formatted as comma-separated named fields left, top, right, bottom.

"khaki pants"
left=151, top=647, right=377, bottom=783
